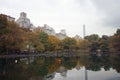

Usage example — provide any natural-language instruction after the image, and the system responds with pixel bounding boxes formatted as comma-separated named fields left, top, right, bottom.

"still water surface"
left=0, top=54, right=120, bottom=80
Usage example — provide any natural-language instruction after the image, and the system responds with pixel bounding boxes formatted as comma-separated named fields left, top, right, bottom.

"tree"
left=25, top=31, right=44, bottom=53
left=0, top=15, right=26, bottom=54
left=0, top=14, right=7, bottom=29
left=115, top=29, right=120, bottom=36
left=109, top=29, right=120, bottom=52
left=60, top=37, right=76, bottom=50
left=76, top=39, right=89, bottom=52
left=47, top=35, right=60, bottom=52
left=109, top=35, right=120, bottom=52
left=38, top=32, right=48, bottom=51
left=85, top=34, right=99, bottom=52
left=89, top=42, right=99, bottom=52
left=38, top=32, right=48, bottom=44
left=98, top=35, right=109, bottom=52
left=85, top=34, right=99, bottom=42
left=4, top=21, right=25, bottom=54
left=0, top=14, right=8, bottom=53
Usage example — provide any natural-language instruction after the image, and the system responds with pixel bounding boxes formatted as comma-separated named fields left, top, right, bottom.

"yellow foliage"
left=47, top=35, right=61, bottom=51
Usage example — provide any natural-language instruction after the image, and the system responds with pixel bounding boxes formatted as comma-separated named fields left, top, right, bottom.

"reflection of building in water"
left=44, top=72, right=55, bottom=80
left=56, top=66, right=67, bottom=77
left=16, top=12, right=34, bottom=30
left=20, top=57, right=35, bottom=64
left=43, top=66, right=67, bottom=80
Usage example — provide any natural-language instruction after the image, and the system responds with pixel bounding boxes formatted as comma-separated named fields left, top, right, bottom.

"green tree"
left=39, top=32, right=48, bottom=44
left=85, top=34, right=99, bottom=42
left=98, top=35, right=109, bottom=52
left=38, top=32, right=48, bottom=51
left=85, top=34, right=99, bottom=52
left=115, top=29, right=120, bottom=36
left=61, top=37, right=76, bottom=50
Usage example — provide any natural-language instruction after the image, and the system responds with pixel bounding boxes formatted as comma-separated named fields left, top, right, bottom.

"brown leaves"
left=109, top=35, right=120, bottom=52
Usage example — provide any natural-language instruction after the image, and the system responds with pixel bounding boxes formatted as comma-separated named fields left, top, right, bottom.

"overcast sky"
left=0, top=0, right=120, bottom=37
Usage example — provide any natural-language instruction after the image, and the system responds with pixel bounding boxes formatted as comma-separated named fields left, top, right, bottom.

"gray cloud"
left=91, top=0, right=120, bottom=27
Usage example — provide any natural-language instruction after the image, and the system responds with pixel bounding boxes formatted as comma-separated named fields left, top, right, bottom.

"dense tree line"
left=0, top=14, right=120, bottom=55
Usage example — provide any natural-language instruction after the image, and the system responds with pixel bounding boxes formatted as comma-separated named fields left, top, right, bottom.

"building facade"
left=16, top=12, right=34, bottom=29
left=42, top=24, right=56, bottom=36
left=56, top=29, right=67, bottom=40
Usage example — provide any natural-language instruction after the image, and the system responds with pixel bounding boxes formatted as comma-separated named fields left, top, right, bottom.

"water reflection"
left=0, top=54, right=120, bottom=80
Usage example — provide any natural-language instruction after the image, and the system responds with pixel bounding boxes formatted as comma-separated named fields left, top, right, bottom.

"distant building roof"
left=0, top=14, right=15, bottom=21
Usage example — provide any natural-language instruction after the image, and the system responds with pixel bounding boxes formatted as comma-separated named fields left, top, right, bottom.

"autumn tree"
left=46, top=35, right=60, bottom=52
left=0, top=14, right=8, bottom=53
left=24, top=31, right=44, bottom=53
left=0, top=14, right=8, bottom=35
left=76, top=39, right=89, bottom=53
left=109, top=29, right=120, bottom=53
left=5, top=21, right=26, bottom=54
left=0, top=14, right=26, bottom=54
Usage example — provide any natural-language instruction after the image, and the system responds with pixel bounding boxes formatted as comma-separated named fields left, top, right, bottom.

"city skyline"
left=0, top=0, right=120, bottom=37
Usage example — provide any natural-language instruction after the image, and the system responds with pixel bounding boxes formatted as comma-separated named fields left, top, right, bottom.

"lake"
left=0, top=54, right=120, bottom=80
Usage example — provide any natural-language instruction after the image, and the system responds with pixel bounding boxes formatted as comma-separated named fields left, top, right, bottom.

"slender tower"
left=83, top=24, right=88, bottom=80
left=83, top=24, right=86, bottom=39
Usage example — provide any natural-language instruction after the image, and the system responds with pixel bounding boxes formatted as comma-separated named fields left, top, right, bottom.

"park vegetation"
left=0, top=14, right=120, bottom=55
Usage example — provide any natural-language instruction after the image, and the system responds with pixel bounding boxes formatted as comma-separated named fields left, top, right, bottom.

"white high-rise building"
left=16, top=12, right=34, bottom=29
left=42, top=24, right=56, bottom=35
left=60, top=29, right=66, bottom=35
left=56, top=29, right=67, bottom=40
